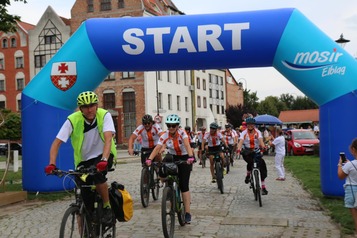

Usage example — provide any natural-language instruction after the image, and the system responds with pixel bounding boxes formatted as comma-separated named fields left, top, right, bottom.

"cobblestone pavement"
left=0, top=155, right=343, bottom=238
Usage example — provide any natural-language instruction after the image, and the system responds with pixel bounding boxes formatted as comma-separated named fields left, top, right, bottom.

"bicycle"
left=201, top=150, right=207, bottom=168
left=249, top=148, right=263, bottom=207
left=210, top=151, right=224, bottom=194
left=160, top=159, right=187, bottom=238
left=50, top=166, right=116, bottom=238
left=223, top=147, right=231, bottom=174
left=140, top=150, right=161, bottom=208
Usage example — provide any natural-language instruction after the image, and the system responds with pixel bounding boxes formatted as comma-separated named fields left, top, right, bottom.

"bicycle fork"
left=251, top=162, right=262, bottom=189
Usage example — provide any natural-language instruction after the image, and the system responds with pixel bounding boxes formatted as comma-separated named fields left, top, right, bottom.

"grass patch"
left=285, top=155, right=355, bottom=236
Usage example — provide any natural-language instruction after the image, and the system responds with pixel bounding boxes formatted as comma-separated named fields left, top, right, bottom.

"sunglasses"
left=166, top=124, right=177, bottom=128
left=143, top=122, right=151, bottom=125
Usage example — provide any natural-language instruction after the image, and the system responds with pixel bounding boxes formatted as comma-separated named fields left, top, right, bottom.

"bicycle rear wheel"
left=254, top=170, right=262, bottom=207
left=59, top=206, right=90, bottom=238
left=151, top=167, right=160, bottom=201
left=140, top=166, right=150, bottom=208
left=225, top=153, right=230, bottom=174
left=215, top=162, right=224, bottom=194
left=162, top=186, right=175, bottom=238
left=175, top=188, right=186, bottom=226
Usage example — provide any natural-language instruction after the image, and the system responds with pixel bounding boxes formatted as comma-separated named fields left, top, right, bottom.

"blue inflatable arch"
left=22, top=8, right=357, bottom=196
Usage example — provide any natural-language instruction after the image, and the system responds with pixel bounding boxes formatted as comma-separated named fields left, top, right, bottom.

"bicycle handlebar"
left=49, top=165, right=115, bottom=177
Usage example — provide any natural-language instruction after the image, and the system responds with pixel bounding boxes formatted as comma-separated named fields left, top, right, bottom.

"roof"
left=278, top=109, right=319, bottom=124
left=17, top=21, right=35, bottom=32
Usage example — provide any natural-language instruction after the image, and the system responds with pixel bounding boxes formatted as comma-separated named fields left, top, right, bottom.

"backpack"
left=109, top=182, right=133, bottom=222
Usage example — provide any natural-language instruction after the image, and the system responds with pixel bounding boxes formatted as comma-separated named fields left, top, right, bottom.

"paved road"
left=0, top=153, right=342, bottom=238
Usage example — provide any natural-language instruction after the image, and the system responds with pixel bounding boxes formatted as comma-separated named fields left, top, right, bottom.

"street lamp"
left=335, top=33, right=350, bottom=48
left=237, top=78, right=247, bottom=89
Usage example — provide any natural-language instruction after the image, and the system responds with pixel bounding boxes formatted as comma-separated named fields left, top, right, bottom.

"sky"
left=7, top=0, right=357, bottom=100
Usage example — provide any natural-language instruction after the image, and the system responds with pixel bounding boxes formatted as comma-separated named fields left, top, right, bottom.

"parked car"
left=0, top=143, right=22, bottom=156
left=285, top=129, right=319, bottom=156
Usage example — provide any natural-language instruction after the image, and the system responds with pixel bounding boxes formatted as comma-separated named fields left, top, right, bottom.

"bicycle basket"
left=161, top=163, right=178, bottom=177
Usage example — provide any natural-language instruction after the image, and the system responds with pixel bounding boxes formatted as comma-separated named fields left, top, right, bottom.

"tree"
left=291, top=96, right=318, bottom=110
left=0, top=109, right=22, bottom=140
left=0, top=0, right=26, bottom=32
left=225, top=104, right=250, bottom=128
left=257, top=96, right=287, bottom=117
left=279, top=93, right=295, bottom=110
left=243, top=89, right=259, bottom=115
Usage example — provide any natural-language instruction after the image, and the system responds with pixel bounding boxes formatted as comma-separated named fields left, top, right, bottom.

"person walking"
left=338, top=138, right=357, bottom=235
left=45, top=91, right=117, bottom=224
left=270, top=127, right=286, bottom=181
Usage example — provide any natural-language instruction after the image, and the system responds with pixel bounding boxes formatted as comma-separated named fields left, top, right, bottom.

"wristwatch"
left=102, top=157, right=107, bottom=162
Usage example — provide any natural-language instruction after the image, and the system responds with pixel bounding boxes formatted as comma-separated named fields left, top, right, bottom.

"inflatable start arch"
left=22, top=8, right=357, bottom=196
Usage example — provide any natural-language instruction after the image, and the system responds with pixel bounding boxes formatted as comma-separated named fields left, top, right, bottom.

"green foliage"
left=291, top=96, right=319, bottom=110
left=0, top=0, right=26, bottom=33
left=257, top=96, right=287, bottom=117
left=225, top=104, right=249, bottom=128
left=285, top=156, right=354, bottom=235
left=0, top=109, right=22, bottom=140
left=243, top=89, right=259, bottom=115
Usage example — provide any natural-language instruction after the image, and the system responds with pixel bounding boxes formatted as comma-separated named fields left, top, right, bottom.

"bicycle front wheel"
left=162, top=186, right=175, bottom=238
left=175, top=188, right=186, bottom=226
left=225, top=154, right=230, bottom=174
left=254, top=170, right=262, bottom=207
left=59, top=206, right=90, bottom=238
left=140, top=166, right=150, bottom=208
left=215, top=162, right=224, bottom=194
left=151, top=167, right=160, bottom=201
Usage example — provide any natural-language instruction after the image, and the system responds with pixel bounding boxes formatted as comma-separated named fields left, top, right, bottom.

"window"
left=185, top=97, right=188, bottom=112
left=220, top=76, right=223, bottom=85
left=197, top=96, right=201, bottom=108
left=101, top=0, right=112, bottom=11
left=0, top=79, right=4, bottom=91
left=17, top=100, right=21, bottom=111
left=118, top=0, right=125, bottom=8
left=216, top=90, right=219, bottom=99
left=210, top=104, right=213, bottom=111
left=209, top=89, right=212, bottom=98
left=0, top=59, right=4, bottom=70
left=44, top=35, right=56, bottom=44
left=177, top=96, right=180, bottom=111
left=122, top=71, right=135, bottom=79
left=87, top=0, right=94, bottom=12
left=221, top=91, right=224, bottom=100
left=196, top=77, right=200, bottom=89
left=105, top=72, right=115, bottom=80
left=203, top=79, right=206, bottom=90
left=168, top=94, right=172, bottom=110
left=176, top=71, right=180, bottom=84
left=167, top=71, right=171, bottom=82
left=2, top=39, right=8, bottom=48
left=184, top=71, right=188, bottom=86
left=35, top=55, right=46, bottom=68
left=0, top=101, right=5, bottom=109
left=123, top=92, right=136, bottom=137
left=104, top=92, right=115, bottom=109
left=17, top=78, right=24, bottom=90
left=158, top=92, right=162, bottom=109
left=16, top=57, right=24, bottom=68
left=157, top=71, right=162, bottom=81
left=203, top=97, right=207, bottom=108
left=209, top=74, right=212, bottom=83
left=11, top=38, right=16, bottom=47
left=217, top=105, right=220, bottom=114
left=221, top=105, right=225, bottom=114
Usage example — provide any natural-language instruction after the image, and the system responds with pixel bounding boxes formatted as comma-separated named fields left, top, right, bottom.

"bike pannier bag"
left=109, top=182, right=133, bottom=222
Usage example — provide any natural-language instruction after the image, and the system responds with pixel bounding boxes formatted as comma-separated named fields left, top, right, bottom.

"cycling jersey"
left=133, top=123, right=162, bottom=148
left=222, top=130, right=238, bottom=145
left=203, top=131, right=223, bottom=147
left=158, top=128, right=189, bottom=155
left=197, top=131, right=205, bottom=143
left=239, top=128, right=263, bottom=150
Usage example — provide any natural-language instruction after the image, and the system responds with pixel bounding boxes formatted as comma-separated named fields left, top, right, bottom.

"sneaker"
left=185, top=212, right=192, bottom=224
left=102, top=207, right=113, bottom=224
left=244, top=175, right=250, bottom=184
left=199, top=161, right=202, bottom=165
left=211, top=178, right=216, bottom=183
left=223, top=168, right=227, bottom=175
left=262, top=188, right=268, bottom=195
left=276, top=178, right=285, bottom=181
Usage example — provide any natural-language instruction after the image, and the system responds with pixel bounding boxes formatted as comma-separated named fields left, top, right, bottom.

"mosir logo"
left=282, top=48, right=346, bottom=77
left=50, top=62, right=77, bottom=91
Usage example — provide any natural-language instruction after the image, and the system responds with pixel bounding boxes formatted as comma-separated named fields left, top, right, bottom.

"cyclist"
left=128, top=114, right=163, bottom=164
left=237, top=117, right=268, bottom=195
left=202, top=122, right=228, bottom=183
left=45, top=91, right=117, bottom=224
left=222, top=123, right=238, bottom=166
left=184, top=126, right=196, bottom=158
left=197, top=126, right=207, bottom=165
left=146, top=114, right=195, bottom=224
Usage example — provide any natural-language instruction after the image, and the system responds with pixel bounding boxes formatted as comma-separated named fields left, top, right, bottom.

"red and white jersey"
left=133, top=124, right=162, bottom=149
left=158, top=128, right=188, bottom=155
left=203, top=131, right=223, bottom=147
left=222, top=130, right=238, bottom=145
left=197, top=131, right=205, bottom=142
left=239, top=128, right=262, bottom=150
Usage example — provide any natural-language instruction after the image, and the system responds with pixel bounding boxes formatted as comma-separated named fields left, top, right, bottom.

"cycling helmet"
left=77, top=91, right=98, bottom=106
left=209, top=122, right=219, bottom=129
left=184, top=126, right=191, bottom=131
left=165, top=114, right=180, bottom=124
left=142, top=114, right=153, bottom=124
left=225, top=123, right=231, bottom=128
left=201, top=126, right=206, bottom=130
left=245, top=117, right=256, bottom=124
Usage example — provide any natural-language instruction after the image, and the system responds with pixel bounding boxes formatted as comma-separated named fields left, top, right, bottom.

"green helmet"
left=209, top=122, right=219, bottom=129
left=77, top=91, right=98, bottom=106
left=165, top=114, right=180, bottom=124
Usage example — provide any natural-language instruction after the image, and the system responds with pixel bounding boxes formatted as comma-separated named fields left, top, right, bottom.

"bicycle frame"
left=249, top=150, right=263, bottom=207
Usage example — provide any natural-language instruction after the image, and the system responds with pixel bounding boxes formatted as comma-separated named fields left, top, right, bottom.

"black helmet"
left=225, top=123, right=231, bottom=128
left=245, top=117, right=256, bottom=124
left=209, top=122, right=219, bottom=129
left=142, top=114, right=153, bottom=124
left=184, top=126, right=191, bottom=131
